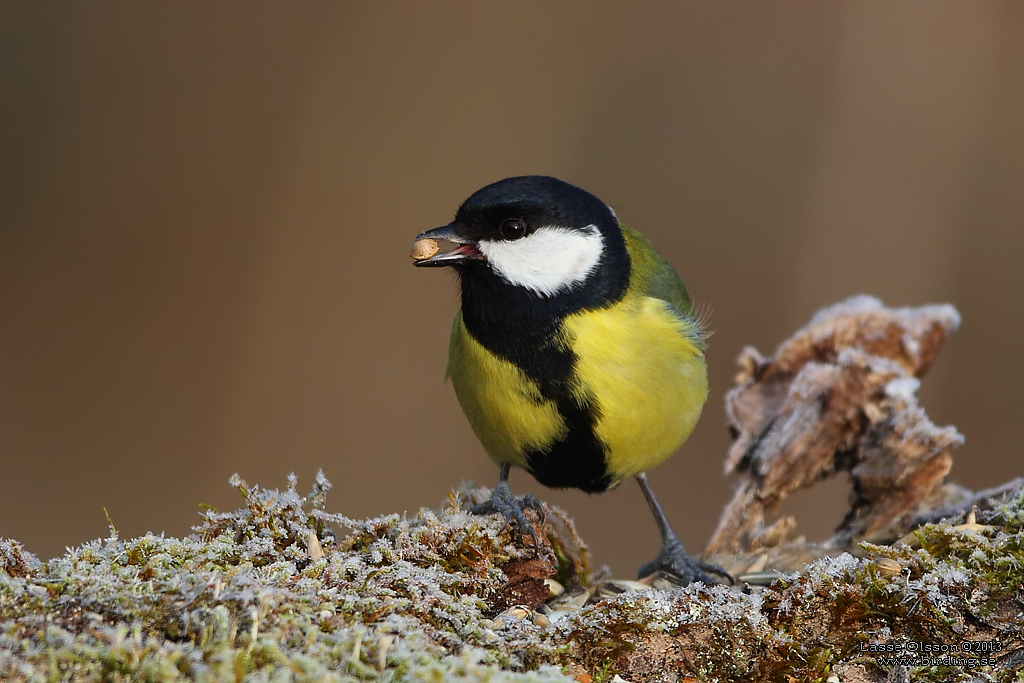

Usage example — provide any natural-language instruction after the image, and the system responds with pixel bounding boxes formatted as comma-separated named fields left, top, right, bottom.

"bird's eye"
left=499, top=218, right=527, bottom=241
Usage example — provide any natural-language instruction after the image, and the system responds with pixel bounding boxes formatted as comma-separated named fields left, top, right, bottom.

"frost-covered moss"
left=0, top=474, right=570, bottom=682
left=1, top=475, right=1022, bottom=682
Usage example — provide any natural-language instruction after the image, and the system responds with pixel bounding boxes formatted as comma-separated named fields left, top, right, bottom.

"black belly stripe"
left=525, top=391, right=612, bottom=493
left=514, top=339, right=612, bottom=493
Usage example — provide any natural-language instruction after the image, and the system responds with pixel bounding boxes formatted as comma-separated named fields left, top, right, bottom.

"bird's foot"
left=470, top=481, right=545, bottom=547
left=639, top=537, right=732, bottom=586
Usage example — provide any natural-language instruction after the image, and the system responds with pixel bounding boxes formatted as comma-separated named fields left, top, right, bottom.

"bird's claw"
left=639, top=538, right=733, bottom=586
left=470, top=483, right=544, bottom=547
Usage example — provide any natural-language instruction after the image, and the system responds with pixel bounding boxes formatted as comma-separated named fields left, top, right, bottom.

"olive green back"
left=621, top=224, right=696, bottom=321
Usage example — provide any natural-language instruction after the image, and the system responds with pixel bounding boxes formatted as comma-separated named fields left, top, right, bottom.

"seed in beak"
left=411, top=238, right=440, bottom=261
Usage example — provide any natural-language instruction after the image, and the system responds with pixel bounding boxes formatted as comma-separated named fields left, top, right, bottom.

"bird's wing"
left=621, top=224, right=705, bottom=349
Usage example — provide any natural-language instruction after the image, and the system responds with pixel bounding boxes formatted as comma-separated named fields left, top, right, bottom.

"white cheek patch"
left=478, top=225, right=605, bottom=297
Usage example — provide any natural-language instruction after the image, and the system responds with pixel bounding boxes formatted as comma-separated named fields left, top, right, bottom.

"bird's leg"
left=470, top=464, right=545, bottom=546
left=636, top=473, right=731, bottom=585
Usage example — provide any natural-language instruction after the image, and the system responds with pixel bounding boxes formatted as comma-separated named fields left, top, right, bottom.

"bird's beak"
left=410, top=223, right=483, bottom=267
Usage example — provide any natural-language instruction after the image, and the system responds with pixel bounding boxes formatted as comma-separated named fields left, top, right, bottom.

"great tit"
left=412, top=176, right=723, bottom=585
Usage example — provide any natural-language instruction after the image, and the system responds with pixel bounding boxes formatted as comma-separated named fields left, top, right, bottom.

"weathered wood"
left=707, top=296, right=963, bottom=559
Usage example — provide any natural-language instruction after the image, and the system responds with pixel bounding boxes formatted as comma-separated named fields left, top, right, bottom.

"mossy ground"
left=1, top=474, right=1021, bottom=682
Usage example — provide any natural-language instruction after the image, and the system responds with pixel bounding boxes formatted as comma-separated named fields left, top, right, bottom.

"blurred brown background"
left=2, top=2, right=1021, bottom=574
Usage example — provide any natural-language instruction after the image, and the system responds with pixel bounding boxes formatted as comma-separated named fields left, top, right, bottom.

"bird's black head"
left=413, top=176, right=629, bottom=309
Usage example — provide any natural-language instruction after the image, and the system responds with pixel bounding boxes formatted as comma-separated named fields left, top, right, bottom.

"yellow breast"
left=447, top=292, right=707, bottom=486
left=446, top=312, right=566, bottom=469
left=560, top=294, right=708, bottom=482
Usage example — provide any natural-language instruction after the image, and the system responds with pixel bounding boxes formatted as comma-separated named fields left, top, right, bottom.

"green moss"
left=591, top=657, right=614, bottom=683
